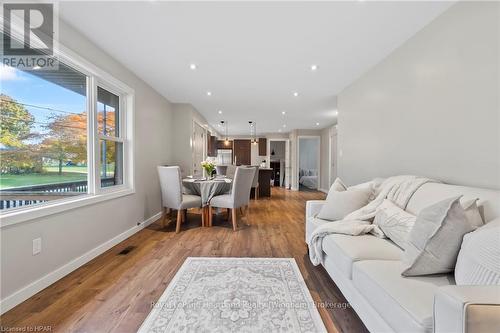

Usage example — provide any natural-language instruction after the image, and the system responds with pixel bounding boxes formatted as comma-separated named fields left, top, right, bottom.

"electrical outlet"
left=32, top=238, right=42, bottom=255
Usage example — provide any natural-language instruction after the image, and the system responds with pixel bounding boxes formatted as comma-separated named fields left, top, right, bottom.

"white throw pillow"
left=327, top=177, right=347, bottom=195
left=318, top=189, right=371, bottom=221
left=462, top=198, right=484, bottom=229
left=374, top=200, right=416, bottom=249
left=348, top=178, right=382, bottom=201
left=402, top=196, right=475, bottom=276
left=455, top=219, right=500, bottom=285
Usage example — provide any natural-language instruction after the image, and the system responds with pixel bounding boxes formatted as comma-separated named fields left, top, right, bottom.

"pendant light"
left=221, top=120, right=230, bottom=146
left=249, top=121, right=258, bottom=145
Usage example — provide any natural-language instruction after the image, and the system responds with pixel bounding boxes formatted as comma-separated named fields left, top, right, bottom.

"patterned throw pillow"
left=455, top=219, right=500, bottom=285
left=374, top=200, right=416, bottom=249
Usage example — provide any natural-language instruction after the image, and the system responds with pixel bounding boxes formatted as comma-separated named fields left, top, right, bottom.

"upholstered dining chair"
left=215, top=165, right=227, bottom=176
left=247, top=166, right=260, bottom=200
left=157, top=166, right=204, bottom=233
left=208, top=167, right=255, bottom=231
left=225, top=164, right=237, bottom=179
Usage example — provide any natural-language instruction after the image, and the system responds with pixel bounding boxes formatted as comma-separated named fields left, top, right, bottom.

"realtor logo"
left=1, top=1, right=59, bottom=70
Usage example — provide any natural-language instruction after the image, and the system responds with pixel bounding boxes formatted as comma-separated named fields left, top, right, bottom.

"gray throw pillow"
left=317, top=189, right=371, bottom=221
left=402, top=196, right=474, bottom=276
left=462, top=198, right=484, bottom=229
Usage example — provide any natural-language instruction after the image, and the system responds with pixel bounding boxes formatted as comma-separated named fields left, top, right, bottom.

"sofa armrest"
left=306, top=200, right=325, bottom=219
left=434, top=285, right=500, bottom=333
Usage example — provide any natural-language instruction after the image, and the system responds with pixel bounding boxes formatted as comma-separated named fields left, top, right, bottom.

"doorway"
left=297, top=136, right=320, bottom=191
left=267, top=139, right=290, bottom=189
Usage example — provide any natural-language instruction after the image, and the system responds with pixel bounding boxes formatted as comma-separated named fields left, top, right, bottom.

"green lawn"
left=0, top=166, right=88, bottom=190
left=44, top=166, right=88, bottom=174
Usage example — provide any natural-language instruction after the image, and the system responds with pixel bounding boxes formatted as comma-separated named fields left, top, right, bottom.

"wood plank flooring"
left=0, top=187, right=368, bottom=333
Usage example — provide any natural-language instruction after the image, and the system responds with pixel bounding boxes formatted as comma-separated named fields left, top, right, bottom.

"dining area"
left=157, top=164, right=259, bottom=233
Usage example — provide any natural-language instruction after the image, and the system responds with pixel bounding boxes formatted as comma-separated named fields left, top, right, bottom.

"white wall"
left=171, top=104, right=216, bottom=176
left=0, top=20, right=174, bottom=311
left=338, top=2, right=500, bottom=189
left=171, top=104, right=193, bottom=176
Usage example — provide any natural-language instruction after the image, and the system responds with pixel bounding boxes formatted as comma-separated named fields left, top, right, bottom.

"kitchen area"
left=207, top=135, right=273, bottom=197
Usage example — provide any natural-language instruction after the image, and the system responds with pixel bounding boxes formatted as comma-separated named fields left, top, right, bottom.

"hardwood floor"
left=0, top=187, right=368, bottom=333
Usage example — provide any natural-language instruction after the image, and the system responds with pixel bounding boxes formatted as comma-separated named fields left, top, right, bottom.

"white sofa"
left=306, top=181, right=500, bottom=333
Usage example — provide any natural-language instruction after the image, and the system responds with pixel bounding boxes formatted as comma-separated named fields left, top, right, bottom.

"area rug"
left=138, top=257, right=327, bottom=332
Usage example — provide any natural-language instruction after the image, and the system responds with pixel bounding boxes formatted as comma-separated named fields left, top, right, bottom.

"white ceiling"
left=59, top=1, right=453, bottom=135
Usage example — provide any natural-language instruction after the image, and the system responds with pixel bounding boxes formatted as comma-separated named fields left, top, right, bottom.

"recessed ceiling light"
left=206, top=91, right=212, bottom=96
left=293, top=92, right=299, bottom=97
left=334, top=110, right=339, bottom=116
left=218, top=110, right=222, bottom=114
left=278, top=129, right=282, bottom=132
left=281, top=111, right=286, bottom=115
left=311, top=64, right=318, bottom=71
left=316, top=122, right=320, bottom=126
left=283, top=124, right=287, bottom=128
left=189, top=63, right=197, bottom=70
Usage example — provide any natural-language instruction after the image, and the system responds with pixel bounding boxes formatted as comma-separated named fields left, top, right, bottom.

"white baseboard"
left=0, top=211, right=162, bottom=315
left=319, top=188, right=329, bottom=194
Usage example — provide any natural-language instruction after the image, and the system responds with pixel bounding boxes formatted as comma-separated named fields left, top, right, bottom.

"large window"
left=0, top=59, right=133, bottom=217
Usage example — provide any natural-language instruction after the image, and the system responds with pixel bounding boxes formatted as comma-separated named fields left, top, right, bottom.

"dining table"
left=182, top=177, right=232, bottom=226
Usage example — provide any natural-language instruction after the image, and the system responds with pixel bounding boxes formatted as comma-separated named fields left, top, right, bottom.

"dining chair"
left=247, top=166, right=260, bottom=200
left=215, top=165, right=227, bottom=176
left=208, top=167, right=255, bottom=231
left=157, top=166, right=204, bottom=233
left=225, top=164, right=237, bottom=179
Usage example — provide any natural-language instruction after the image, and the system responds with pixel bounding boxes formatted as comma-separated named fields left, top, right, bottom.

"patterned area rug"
left=138, top=257, right=326, bottom=332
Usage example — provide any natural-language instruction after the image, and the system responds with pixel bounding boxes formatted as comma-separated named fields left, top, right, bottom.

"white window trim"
left=0, top=31, right=135, bottom=229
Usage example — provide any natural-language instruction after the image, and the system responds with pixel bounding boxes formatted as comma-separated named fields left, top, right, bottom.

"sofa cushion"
left=352, top=260, right=455, bottom=333
left=321, top=234, right=402, bottom=279
left=406, top=182, right=500, bottom=223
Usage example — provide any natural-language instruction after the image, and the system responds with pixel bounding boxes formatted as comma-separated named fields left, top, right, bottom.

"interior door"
left=192, top=122, right=205, bottom=176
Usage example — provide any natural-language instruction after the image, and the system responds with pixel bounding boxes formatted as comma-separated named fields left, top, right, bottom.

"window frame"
left=0, top=35, right=135, bottom=228
left=95, top=80, right=128, bottom=193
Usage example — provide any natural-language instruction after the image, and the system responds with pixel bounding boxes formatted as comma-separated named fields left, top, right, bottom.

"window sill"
left=0, top=188, right=135, bottom=229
